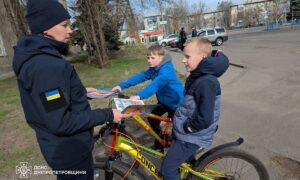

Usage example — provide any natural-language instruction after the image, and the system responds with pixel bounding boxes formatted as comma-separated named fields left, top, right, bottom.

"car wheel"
left=215, top=38, right=223, bottom=46
left=161, top=42, right=167, bottom=47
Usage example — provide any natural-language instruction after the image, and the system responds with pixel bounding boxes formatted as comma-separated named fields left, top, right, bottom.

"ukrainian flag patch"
left=40, top=88, right=67, bottom=112
left=45, top=89, right=61, bottom=101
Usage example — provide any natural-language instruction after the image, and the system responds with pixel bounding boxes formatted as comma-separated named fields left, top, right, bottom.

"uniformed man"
left=12, top=0, right=126, bottom=179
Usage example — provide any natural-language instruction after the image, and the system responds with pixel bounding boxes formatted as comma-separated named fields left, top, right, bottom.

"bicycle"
left=90, top=88, right=269, bottom=179
left=93, top=120, right=269, bottom=180
left=89, top=88, right=174, bottom=150
left=89, top=87, right=173, bottom=171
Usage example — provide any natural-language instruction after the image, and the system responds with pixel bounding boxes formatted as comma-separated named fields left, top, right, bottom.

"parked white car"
left=158, top=34, right=178, bottom=47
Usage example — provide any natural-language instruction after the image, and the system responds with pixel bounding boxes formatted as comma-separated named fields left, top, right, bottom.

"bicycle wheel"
left=189, top=148, right=269, bottom=180
left=94, top=157, right=144, bottom=180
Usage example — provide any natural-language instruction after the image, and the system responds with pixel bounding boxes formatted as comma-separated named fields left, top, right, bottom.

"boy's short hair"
left=147, top=44, right=165, bottom=56
left=184, top=37, right=213, bottom=56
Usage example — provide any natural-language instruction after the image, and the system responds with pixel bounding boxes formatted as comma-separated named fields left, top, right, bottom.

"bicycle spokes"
left=202, top=157, right=263, bottom=180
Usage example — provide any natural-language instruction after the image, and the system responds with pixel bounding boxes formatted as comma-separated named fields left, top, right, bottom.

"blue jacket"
left=119, top=55, right=184, bottom=110
left=173, top=51, right=229, bottom=148
left=12, top=35, right=113, bottom=169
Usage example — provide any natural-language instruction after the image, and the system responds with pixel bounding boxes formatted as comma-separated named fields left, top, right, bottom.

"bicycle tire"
left=94, top=157, right=145, bottom=180
left=189, top=148, right=269, bottom=180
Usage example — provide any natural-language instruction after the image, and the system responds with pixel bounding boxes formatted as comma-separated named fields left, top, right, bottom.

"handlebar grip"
left=118, top=93, right=130, bottom=99
left=112, top=89, right=130, bottom=99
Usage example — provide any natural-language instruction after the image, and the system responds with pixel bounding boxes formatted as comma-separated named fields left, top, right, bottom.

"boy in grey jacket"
left=161, top=38, right=229, bottom=180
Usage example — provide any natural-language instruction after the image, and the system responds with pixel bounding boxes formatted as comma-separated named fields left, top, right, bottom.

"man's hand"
left=86, top=87, right=98, bottom=93
left=112, top=109, right=122, bottom=123
left=112, top=86, right=122, bottom=92
left=130, top=96, right=140, bottom=100
left=112, top=109, right=132, bottom=123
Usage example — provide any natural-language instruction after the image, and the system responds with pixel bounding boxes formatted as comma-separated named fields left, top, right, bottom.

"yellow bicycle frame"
left=131, top=114, right=172, bottom=146
left=113, top=134, right=224, bottom=180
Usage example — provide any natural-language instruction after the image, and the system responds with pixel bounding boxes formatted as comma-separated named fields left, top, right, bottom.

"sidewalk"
left=228, top=26, right=264, bottom=35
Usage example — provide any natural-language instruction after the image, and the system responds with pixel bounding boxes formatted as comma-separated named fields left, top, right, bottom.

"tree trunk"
left=86, top=0, right=104, bottom=68
left=125, top=0, right=140, bottom=42
left=3, top=0, right=27, bottom=38
left=94, top=1, right=109, bottom=66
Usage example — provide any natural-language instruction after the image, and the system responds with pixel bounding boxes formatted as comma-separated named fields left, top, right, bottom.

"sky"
left=135, top=0, right=245, bottom=16
left=67, top=0, right=245, bottom=16
left=205, top=0, right=244, bottom=11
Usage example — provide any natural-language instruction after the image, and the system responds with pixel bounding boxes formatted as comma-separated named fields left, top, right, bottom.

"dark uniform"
left=179, top=28, right=187, bottom=51
left=13, top=34, right=113, bottom=179
left=192, top=28, right=197, bottom=37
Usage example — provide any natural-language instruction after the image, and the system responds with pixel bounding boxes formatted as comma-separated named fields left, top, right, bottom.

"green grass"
left=0, top=76, right=41, bottom=175
left=0, top=45, right=156, bottom=175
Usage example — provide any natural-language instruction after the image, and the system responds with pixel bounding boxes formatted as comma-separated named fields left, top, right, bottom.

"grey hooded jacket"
left=173, top=51, right=229, bottom=148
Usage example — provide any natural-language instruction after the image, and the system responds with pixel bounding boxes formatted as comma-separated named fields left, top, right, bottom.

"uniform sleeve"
left=183, top=79, right=216, bottom=133
left=31, top=62, right=113, bottom=136
left=119, top=69, right=151, bottom=89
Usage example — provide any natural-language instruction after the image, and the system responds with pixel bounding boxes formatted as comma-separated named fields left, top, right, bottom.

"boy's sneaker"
left=150, top=141, right=164, bottom=153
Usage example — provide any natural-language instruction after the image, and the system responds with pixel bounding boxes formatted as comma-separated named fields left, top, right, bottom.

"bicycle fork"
left=105, top=158, right=114, bottom=180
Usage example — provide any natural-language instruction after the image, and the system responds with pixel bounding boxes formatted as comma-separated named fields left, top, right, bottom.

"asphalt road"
left=167, top=26, right=300, bottom=179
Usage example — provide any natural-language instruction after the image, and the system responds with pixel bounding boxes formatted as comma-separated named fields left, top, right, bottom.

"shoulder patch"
left=45, top=89, right=61, bottom=101
left=40, top=88, right=67, bottom=112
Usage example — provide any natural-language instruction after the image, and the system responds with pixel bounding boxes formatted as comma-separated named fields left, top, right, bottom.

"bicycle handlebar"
left=93, top=119, right=127, bottom=141
left=115, top=90, right=130, bottom=99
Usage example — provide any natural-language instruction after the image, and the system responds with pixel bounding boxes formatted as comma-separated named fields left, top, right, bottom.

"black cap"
left=26, top=0, right=71, bottom=34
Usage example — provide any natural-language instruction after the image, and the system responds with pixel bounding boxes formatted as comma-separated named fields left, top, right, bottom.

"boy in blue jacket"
left=112, top=44, right=184, bottom=149
left=161, top=38, right=229, bottom=179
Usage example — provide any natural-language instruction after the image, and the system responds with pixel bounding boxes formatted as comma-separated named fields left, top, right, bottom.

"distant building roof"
left=143, top=30, right=163, bottom=36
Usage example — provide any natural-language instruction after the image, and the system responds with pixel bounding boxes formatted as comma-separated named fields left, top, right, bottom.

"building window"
left=0, top=32, right=7, bottom=56
left=149, top=35, right=158, bottom=42
left=151, top=17, right=157, bottom=23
